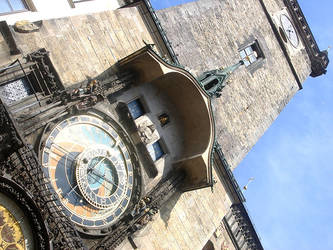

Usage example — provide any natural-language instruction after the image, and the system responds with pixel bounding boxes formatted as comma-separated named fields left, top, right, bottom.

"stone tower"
left=157, top=0, right=329, bottom=169
left=0, top=0, right=328, bottom=249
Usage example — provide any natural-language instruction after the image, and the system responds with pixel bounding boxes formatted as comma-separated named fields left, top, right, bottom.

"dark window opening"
left=128, top=98, right=145, bottom=119
left=204, top=78, right=218, bottom=91
left=202, top=240, right=215, bottom=250
left=158, top=113, right=170, bottom=127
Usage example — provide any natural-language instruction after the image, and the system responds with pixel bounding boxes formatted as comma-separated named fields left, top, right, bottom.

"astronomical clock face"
left=41, top=114, right=137, bottom=231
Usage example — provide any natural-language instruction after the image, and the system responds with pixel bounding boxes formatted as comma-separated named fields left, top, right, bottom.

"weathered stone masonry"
left=157, top=0, right=311, bottom=169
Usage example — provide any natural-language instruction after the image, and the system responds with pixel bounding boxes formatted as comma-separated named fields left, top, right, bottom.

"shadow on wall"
left=159, top=190, right=182, bottom=227
left=202, top=239, right=215, bottom=250
left=67, top=64, right=135, bottom=94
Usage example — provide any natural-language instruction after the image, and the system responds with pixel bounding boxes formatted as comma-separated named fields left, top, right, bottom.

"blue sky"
left=234, top=1, right=333, bottom=249
left=151, top=0, right=333, bottom=249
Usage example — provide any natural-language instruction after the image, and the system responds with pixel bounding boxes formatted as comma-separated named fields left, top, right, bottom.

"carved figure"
left=137, top=120, right=157, bottom=145
left=14, top=20, right=41, bottom=33
left=131, top=197, right=151, bottom=217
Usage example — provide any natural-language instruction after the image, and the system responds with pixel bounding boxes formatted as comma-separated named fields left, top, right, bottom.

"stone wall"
left=157, top=0, right=311, bottom=169
left=1, top=7, right=154, bottom=87
left=0, top=1, right=310, bottom=248
left=0, top=8, right=238, bottom=249
left=120, top=168, right=234, bottom=250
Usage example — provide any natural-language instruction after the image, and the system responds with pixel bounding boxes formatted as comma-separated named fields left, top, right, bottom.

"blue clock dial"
left=86, top=157, right=118, bottom=194
left=41, top=115, right=136, bottom=230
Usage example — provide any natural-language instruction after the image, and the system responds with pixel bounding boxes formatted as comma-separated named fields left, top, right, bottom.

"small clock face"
left=280, top=14, right=299, bottom=48
left=41, top=114, right=137, bottom=231
left=75, top=146, right=128, bottom=209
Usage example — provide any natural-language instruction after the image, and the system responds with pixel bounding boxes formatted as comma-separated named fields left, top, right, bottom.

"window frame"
left=238, top=39, right=265, bottom=73
left=0, top=51, right=64, bottom=106
left=240, top=45, right=258, bottom=67
left=67, top=0, right=95, bottom=8
left=0, top=0, right=35, bottom=15
left=146, top=139, right=167, bottom=162
left=127, top=97, right=148, bottom=120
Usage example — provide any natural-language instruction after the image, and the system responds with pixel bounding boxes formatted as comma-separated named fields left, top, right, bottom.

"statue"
left=131, top=197, right=151, bottom=217
left=198, top=60, right=244, bottom=98
left=136, top=117, right=159, bottom=145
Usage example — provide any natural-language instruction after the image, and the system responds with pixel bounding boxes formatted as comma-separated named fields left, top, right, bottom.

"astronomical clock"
left=0, top=50, right=150, bottom=249
left=0, top=47, right=195, bottom=249
left=40, top=112, right=140, bottom=234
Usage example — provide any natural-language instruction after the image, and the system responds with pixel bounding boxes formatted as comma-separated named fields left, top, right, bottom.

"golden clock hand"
left=286, top=29, right=292, bottom=38
left=62, top=171, right=113, bottom=200
left=90, top=170, right=105, bottom=180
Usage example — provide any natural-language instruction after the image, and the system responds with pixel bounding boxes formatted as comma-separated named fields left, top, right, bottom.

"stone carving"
left=138, top=123, right=156, bottom=144
left=26, top=49, right=63, bottom=97
left=14, top=20, right=42, bottom=33
left=67, top=79, right=104, bottom=110
left=131, top=207, right=158, bottom=232
left=6, top=147, right=85, bottom=250
left=283, top=0, right=329, bottom=77
left=136, top=116, right=159, bottom=145
left=225, top=204, right=263, bottom=250
left=0, top=103, right=22, bottom=160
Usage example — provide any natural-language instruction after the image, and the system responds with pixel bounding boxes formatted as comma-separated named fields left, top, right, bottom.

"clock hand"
left=63, top=173, right=88, bottom=198
left=286, top=29, right=292, bottom=37
left=88, top=173, right=115, bottom=193
left=63, top=183, right=79, bottom=198
left=91, top=169, right=124, bottom=193
left=51, top=143, right=76, bottom=161
left=64, top=172, right=113, bottom=200
left=87, top=157, right=106, bottom=173
left=90, top=170, right=105, bottom=180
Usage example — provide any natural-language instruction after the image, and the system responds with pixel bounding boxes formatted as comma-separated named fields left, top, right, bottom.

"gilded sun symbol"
left=0, top=205, right=25, bottom=250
